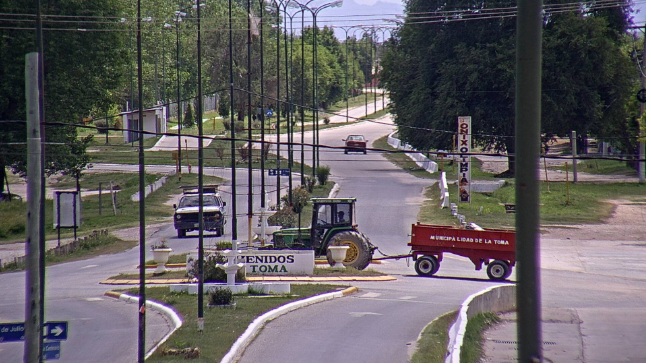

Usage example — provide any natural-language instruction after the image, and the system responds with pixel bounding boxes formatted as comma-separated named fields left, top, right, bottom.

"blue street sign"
left=0, top=321, right=68, bottom=343
left=266, top=109, right=273, bottom=117
left=0, top=322, right=25, bottom=342
left=43, top=322, right=68, bottom=341
left=43, top=341, right=61, bottom=360
left=268, top=168, right=290, bottom=177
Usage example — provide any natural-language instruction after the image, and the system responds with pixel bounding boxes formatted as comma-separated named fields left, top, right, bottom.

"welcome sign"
left=458, top=116, right=471, bottom=203
left=238, top=250, right=314, bottom=275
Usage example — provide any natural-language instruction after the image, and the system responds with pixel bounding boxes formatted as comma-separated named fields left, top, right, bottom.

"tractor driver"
left=337, top=210, right=349, bottom=224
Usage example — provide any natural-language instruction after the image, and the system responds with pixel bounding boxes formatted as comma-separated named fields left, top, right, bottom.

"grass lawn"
left=374, top=135, right=645, bottom=229
left=411, top=310, right=458, bottom=362
left=0, top=172, right=224, bottom=243
left=0, top=233, right=136, bottom=272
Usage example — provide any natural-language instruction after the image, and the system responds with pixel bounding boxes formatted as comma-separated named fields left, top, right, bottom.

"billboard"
left=458, top=116, right=471, bottom=203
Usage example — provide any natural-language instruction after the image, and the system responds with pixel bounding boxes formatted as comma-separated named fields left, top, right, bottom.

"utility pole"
left=24, top=52, right=42, bottom=363
left=515, top=0, right=543, bottom=361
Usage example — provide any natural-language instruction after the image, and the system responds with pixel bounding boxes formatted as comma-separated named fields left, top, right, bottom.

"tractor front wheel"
left=326, top=231, right=372, bottom=270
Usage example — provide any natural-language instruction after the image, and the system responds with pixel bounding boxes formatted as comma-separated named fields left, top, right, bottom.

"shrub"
left=281, top=186, right=310, bottom=213
left=208, top=287, right=233, bottom=306
left=234, top=121, right=245, bottom=133
left=316, top=165, right=330, bottom=185
left=304, top=176, right=316, bottom=193
left=183, top=103, right=195, bottom=128
left=323, top=117, right=330, bottom=125
left=268, top=205, right=296, bottom=228
left=94, top=119, right=108, bottom=134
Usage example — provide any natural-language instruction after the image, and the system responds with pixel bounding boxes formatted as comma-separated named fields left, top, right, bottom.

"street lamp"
left=285, top=6, right=303, bottom=204
left=374, top=27, right=393, bottom=109
left=164, top=10, right=186, bottom=176
left=294, top=0, right=343, bottom=171
left=267, top=0, right=291, bottom=206
left=333, top=26, right=356, bottom=123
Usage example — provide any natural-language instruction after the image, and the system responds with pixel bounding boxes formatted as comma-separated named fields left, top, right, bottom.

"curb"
left=104, top=291, right=183, bottom=360
left=220, top=286, right=359, bottom=363
left=445, top=284, right=516, bottom=363
left=100, top=275, right=395, bottom=285
left=105, top=286, right=358, bottom=363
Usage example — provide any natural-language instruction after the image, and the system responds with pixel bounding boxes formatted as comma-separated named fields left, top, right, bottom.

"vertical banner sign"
left=458, top=116, right=471, bottom=203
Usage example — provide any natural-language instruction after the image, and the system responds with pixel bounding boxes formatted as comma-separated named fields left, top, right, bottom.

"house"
left=119, top=106, right=167, bottom=143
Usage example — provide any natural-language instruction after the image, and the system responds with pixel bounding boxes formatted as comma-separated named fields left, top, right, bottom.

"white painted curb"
left=445, top=284, right=515, bottom=363
left=107, top=292, right=183, bottom=359
left=220, top=287, right=357, bottom=363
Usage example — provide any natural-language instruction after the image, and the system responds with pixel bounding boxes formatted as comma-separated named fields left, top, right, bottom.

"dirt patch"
left=541, top=199, right=645, bottom=241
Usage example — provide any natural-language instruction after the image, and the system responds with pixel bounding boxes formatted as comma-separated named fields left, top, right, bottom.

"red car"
left=343, top=135, right=367, bottom=154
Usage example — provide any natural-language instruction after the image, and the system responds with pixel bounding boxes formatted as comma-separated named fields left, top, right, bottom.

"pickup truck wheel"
left=487, top=260, right=510, bottom=280
left=415, top=255, right=439, bottom=276
left=177, top=229, right=186, bottom=239
left=326, top=231, right=372, bottom=270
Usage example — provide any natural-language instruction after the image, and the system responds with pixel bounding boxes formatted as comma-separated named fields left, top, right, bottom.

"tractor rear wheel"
left=326, top=231, right=372, bottom=270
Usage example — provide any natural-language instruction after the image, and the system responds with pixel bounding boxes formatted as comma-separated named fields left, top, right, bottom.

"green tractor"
left=270, top=197, right=375, bottom=270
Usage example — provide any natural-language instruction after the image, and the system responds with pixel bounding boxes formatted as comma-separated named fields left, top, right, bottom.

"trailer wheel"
left=326, top=231, right=372, bottom=270
left=415, top=256, right=439, bottom=276
left=487, top=260, right=511, bottom=280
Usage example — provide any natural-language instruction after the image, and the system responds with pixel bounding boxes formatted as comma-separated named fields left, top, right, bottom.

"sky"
left=310, top=0, right=647, bottom=40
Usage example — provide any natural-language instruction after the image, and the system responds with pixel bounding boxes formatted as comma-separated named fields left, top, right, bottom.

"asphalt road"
left=0, top=244, right=172, bottom=362
left=238, top=114, right=513, bottom=362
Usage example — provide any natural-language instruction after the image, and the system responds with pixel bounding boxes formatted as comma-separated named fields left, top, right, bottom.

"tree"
left=183, top=103, right=195, bottom=129
left=0, top=0, right=129, bottom=193
left=381, top=0, right=638, bottom=175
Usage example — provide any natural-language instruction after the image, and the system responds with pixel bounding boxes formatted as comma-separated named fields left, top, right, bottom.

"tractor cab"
left=311, top=197, right=356, bottom=243
left=271, top=197, right=374, bottom=270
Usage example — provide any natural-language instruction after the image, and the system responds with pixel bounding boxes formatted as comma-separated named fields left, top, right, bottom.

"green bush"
left=268, top=205, right=297, bottom=228
left=281, top=186, right=310, bottom=213
left=183, top=103, right=195, bottom=128
left=316, top=165, right=330, bottom=185
left=304, top=176, right=317, bottom=193
left=234, top=121, right=245, bottom=133
left=208, top=287, right=233, bottom=306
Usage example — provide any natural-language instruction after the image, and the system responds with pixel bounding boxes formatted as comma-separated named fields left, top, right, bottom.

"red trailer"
left=408, top=222, right=516, bottom=280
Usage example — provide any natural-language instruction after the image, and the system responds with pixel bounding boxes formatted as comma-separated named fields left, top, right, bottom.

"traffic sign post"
left=0, top=322, right=26, bottom=342
left=0, top=321, right=68, bottom=343
left=43, top=341, right=61, bottom=360
left=43, top=322, right=68, bottom=341
left=268, top=168, right=290, bottom=177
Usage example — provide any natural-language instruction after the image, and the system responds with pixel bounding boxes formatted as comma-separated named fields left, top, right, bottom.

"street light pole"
left=195, top=0, right=206, bottom=332
left=297, top=0, right=343, bottom=171
left=300, top=8, right=305, bottom=185
left=258, top=0, right=266, bottom=212
left=334, top=26, right=353, bottom=123
left=171, top=11, right=186, bottom=177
